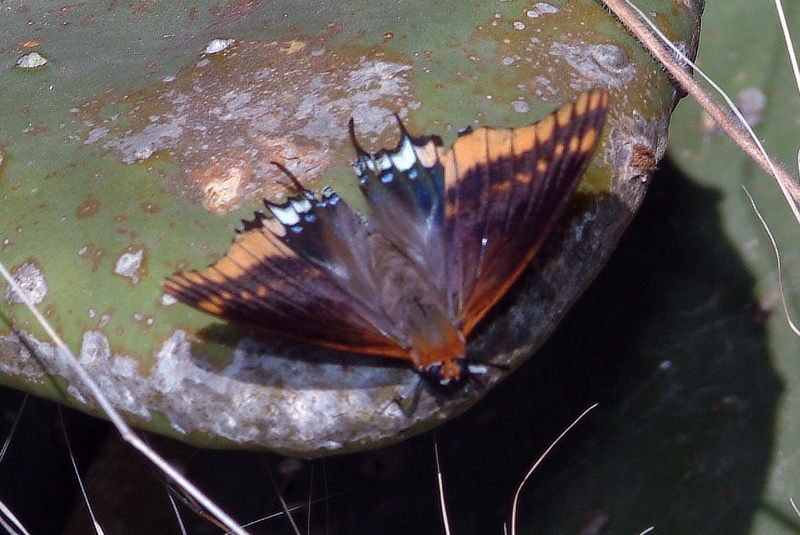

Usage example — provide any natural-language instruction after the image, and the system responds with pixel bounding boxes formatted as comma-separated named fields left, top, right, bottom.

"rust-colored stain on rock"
left=78, top=243, right=106, bottom=273
left=190, top=150, right=251, bottom=213
left=76, top=195, right=100, bottom=219
left=631, top=144, right=658, bottom=174
left=141, top=202, right=162, bottom=214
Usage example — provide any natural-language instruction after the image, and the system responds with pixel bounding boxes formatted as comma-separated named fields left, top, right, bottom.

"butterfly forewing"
left=441, top=89, right=610, bottom=334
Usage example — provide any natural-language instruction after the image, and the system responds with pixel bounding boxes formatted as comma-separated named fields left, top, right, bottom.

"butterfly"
left=163, top=89, right=610, bottom=389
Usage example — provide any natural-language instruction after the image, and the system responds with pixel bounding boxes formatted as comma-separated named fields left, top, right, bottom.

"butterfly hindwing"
left=350, top=118, right=450, bottom=303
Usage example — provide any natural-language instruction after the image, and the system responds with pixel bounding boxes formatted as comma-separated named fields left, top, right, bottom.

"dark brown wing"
left=163, top=191, right=412, bottom=360
left=440, top=89, right=610, bottom=334
left=350, top=118, right=451, bottom=315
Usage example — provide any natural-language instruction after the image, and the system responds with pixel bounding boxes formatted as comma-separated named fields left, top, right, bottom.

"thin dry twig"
left=0, top=497, right=32, bottom=535
left=599, top=0, right=800, bottom=222
left=774, top=0, right=800, bottom=98
left=0, top=261, right=251, bottom=535
left=0, top=394, right=27, bottom=465
left=266, top=458, right=304, bottom=535
left=59, top=407, right=105, bottom=535
left=434, top=438, right=453, bottom=535
left=509, top=403, right=598, bottom=535
left=600, top=0, right=800, bottom=340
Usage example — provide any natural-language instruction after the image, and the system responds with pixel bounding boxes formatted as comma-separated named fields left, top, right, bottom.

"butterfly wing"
left=441, top=89, right=610, bottom=334
left=163, top=190, right=411, bottom=359
left=350, top=118, right=450, bottom=308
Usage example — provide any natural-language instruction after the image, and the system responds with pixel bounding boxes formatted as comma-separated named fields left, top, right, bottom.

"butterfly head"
left=420, top=357, right=499, bottom=390
left=421, top=358, right=469, bottom=389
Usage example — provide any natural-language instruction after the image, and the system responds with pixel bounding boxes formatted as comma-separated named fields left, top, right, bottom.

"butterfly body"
left=164, top=89, right=610, bottom=388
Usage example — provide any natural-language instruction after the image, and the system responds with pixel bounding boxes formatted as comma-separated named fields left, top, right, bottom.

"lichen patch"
left=144, top=331, right=414, bottom=447
left=85, top=37, right=416, bottom=213
left=4, top=261, right=47, bottom=305
left=15, top=51, right=47, bottom=69
left=202, top=38, right=236, bottom=55
left=69, top=331, right=150, bottom=419
left=550, top=42, right=635, bottom=89
left=113, top=247, right=147, bottom=285
left=526, top=3, right=559, bottom=17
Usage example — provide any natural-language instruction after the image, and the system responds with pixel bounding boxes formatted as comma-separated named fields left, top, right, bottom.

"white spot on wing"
left=290, top=198, right=312, bottom=214
left=377, top=155, right=393, bottom=171
left=269, top=204, right=300, bottom=226
left=391, top=137, right=417, bottom=172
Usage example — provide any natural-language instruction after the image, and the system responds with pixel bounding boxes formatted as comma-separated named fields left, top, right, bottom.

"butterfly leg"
left=381, top=374, right=424, bottom=416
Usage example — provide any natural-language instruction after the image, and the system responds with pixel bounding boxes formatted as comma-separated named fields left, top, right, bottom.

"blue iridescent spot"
left=290, top=224, right=304, bottom=233
left=304, top=213, right=317, bottom=223
left=380, top=172, right=393, bottom=184
left=408, top=168, right=418, bottom=180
